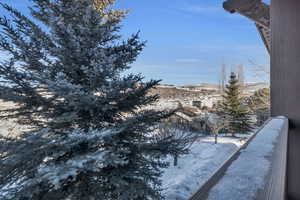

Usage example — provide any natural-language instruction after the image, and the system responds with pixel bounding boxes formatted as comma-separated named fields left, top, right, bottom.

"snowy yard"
left=161, top=136, right=248, bottom=200
left=0, top=100, right=254, bottom=200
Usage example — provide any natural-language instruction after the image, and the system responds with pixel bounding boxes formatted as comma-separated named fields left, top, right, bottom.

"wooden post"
left=271, top=0, right=300, bottom=199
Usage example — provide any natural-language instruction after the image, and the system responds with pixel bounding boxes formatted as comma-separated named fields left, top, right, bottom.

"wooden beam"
left=271, top=0, right=300, bottom=199
left=256, top=24, right=270, bottom=54
left=223, top=0, right=270, bottom=53
left=223, top=0, right=269, bottom=28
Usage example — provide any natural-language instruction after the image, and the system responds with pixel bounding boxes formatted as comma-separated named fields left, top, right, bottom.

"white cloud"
left=175, top=58, right=202, bottom=63
left=180, top=4, right=221, bottom=14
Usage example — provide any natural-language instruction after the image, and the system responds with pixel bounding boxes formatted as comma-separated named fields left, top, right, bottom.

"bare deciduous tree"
left=202, top=114, right=228, bottom=144
left=219, top=63, right=227, bottom=98
left=248, top=59, right=270, bottom=82
left=155, top=122, right=198, bottom=166
left=236, top=64, right=245, bottom=89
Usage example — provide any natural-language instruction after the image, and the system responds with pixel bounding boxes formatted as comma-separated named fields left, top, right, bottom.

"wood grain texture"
left=257, top=117, right=288, bottom=200
left=271, top=0, right=300, bottom=199
left=223, top=0, right=270, bottom=53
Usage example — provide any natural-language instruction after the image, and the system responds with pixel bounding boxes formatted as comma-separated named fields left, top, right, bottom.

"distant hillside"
left=149, top=85, right=217, bottom=99
left=151, top=82, right=269, bottom=99
left=183, top=82, right=269, bottom=91
left=243, top=82, right=270, bottom=92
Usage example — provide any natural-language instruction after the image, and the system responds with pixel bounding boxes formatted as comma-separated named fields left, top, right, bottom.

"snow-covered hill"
left=148, top=82, right=269, bottom=111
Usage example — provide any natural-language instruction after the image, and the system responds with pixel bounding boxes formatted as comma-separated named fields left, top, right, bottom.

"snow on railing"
left=258, top=116, right=288, bottom=200
left=189, top=116, right=288, bottom=200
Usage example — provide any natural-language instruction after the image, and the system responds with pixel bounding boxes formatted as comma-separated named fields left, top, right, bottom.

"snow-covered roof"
left=173, top=112, right=193, bottom=122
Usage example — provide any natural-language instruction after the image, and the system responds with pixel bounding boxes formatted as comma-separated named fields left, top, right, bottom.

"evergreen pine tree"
left=221, top=72, right=253, bottom=136
left=0, top=1, right=187, bottom=199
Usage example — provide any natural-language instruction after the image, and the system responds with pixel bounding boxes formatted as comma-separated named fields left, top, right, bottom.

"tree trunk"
left=173, top=154, right=178, bottom=166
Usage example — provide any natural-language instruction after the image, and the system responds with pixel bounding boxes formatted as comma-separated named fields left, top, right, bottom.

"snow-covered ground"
left=0, top=101, right=26, bottom=138
left=161, top=136, right=248, bottom=200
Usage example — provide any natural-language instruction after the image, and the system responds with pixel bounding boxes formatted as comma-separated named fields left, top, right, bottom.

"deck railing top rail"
left=189, top=117, right=288, bottom=200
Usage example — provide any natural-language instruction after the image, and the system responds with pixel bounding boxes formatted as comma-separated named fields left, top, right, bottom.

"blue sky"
left=0, top=0, right=270, bottom=85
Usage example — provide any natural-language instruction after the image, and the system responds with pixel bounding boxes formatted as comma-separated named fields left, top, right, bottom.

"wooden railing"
left=189, top=117, right=288, bottom=200
left=257, top=116, right=288, bottom=200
